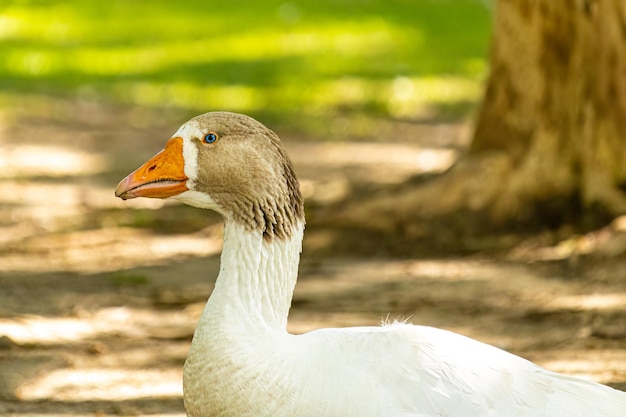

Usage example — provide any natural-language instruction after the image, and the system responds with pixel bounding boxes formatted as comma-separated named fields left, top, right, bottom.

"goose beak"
left=115, top=137, right=188, bottom=200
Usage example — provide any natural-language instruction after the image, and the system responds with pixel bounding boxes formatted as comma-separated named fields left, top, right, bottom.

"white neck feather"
left=183, top=219, right=305, bottom=417
left=202, top=219, right=304, bottom=332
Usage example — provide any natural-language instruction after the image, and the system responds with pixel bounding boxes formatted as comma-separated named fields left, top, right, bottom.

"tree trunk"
left=471, top=0, right=626, bottom=226
left=323, top=0, right=626, bottom=253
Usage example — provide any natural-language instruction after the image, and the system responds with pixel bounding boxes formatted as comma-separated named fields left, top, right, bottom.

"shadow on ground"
left=0, top=101, right=625, bottom=416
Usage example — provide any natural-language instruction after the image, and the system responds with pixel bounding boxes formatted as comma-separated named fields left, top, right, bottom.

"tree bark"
left=471, top=0, right=626, bottom=225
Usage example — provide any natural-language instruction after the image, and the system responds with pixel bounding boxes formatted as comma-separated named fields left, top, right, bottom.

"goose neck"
left=204, top=220, right=304, bottom=331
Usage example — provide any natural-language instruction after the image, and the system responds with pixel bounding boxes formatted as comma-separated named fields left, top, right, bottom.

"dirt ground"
left=0, top=100, right=625, bottom=417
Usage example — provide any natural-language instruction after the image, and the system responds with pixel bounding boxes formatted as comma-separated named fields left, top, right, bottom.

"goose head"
left=115, top=111, right=304, bottom=240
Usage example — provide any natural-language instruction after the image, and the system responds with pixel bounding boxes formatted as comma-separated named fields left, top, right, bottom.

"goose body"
left=116, top=112, right=626, bottom=417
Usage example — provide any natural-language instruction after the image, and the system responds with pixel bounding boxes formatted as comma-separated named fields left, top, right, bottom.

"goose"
left=115, top=111, right=626, bottom=417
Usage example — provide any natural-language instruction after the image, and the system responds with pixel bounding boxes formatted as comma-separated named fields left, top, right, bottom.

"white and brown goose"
left=116, top=112, right=626, bottom=417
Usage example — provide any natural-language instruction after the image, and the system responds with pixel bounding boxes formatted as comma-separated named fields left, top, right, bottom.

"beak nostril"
left=148, top=165, right=157, bottom=172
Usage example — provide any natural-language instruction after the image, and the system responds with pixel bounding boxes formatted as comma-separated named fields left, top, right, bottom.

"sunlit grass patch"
left=0, top=0, right=492, bottom=136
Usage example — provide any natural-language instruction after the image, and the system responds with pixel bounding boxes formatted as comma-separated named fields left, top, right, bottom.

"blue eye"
left=203, top=133, right=218, bottom=144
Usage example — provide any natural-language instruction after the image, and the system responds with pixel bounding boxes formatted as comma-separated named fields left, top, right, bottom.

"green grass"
left=108, top=271, right=148, bottom=287
left=0, top=0, right=492, bottom=137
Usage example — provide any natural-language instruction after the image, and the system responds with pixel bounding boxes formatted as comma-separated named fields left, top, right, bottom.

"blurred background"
left=0, top=1, right=624, bottom=416
left=0, top=0, right=489, bottom=134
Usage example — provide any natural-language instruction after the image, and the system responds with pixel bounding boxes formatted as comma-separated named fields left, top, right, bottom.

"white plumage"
left=116, top=112, right=626, bottom=417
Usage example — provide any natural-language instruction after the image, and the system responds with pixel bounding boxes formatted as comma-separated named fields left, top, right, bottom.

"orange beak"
left=115, top=137, right=189, bottom=200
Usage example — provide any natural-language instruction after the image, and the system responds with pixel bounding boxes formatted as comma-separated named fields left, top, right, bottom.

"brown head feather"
left=188, top=112, right=304, bottom=241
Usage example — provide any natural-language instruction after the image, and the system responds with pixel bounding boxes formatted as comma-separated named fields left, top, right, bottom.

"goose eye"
left=203, top=133, right=218, bottom=144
